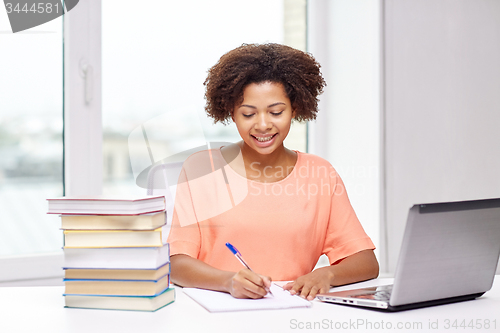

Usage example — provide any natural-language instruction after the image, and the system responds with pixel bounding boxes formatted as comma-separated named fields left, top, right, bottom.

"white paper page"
left=272, top=281, right=291, bottom=288
left=182, top=283, right=311, bottom=312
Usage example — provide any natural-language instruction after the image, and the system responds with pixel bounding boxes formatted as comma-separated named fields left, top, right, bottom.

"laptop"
left=317, top=198, right=500, bottom=311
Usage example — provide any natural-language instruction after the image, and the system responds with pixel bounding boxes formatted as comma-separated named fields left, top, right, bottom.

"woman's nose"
left=255, top=113, right=272, bottom=131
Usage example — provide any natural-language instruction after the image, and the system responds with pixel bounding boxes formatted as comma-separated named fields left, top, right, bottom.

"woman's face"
left=232, top=81, right=294, bottom=156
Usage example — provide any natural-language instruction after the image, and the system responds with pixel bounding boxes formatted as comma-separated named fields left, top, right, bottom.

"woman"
left=168, top=43, right=378, bottom=300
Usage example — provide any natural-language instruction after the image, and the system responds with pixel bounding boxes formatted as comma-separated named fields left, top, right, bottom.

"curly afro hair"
left=204, top=43, right=326, bottom=124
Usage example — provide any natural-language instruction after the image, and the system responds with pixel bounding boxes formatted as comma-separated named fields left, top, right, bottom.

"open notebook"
left=182, top=283, right=311, bottom=312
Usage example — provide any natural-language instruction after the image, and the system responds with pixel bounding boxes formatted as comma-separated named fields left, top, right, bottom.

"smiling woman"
left=168, top=43, right=378, bottom=301
left=203, top=43, right=325, bottom=182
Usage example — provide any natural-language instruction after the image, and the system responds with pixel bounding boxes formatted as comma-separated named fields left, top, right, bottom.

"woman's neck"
left=238, top=141, right=289, bottom=167
left=237, top=141, right=297, bottom=182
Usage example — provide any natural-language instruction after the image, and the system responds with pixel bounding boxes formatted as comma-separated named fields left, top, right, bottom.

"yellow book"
left=63, top=227, right=165, bottom=248
left=61, top=212, right=166, bottom=230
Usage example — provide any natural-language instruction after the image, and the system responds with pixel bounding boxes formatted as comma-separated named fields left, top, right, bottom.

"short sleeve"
left=167, top=168, right=201, bottom=258
left=322, top=169, right=375, bottom=265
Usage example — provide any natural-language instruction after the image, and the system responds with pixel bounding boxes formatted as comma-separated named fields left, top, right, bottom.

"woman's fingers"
left=305, top=285, right=319, bottom=300
left=260, top=274, right=272, bottom=289
left=287, top=279, right=304, bottom=296
left=282, top=281, right=294, bottom=290
left=285, top=269, right=333, bottom=300
left=230, top=269, right=271, bottom=299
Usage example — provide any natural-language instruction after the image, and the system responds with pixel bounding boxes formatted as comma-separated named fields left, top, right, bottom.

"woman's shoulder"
left=296, top=151, right=334, bottom=168
left=294, top=151, right=341, bottom=181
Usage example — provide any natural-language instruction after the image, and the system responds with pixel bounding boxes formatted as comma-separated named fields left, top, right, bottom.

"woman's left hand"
left=282, top=266, right=334, bottom=300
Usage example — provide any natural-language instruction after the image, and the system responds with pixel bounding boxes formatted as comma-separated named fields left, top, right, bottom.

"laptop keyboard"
left=352, top=286, right=393, bottom=302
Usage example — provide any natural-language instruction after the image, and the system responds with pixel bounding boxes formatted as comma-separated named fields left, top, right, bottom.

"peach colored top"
left=167, top=149, right=375, bottom=281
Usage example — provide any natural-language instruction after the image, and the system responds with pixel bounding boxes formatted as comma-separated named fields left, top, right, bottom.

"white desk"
left=1, top=278, right=499, bottom=333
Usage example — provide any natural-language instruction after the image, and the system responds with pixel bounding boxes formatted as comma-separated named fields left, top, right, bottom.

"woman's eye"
left=271, top=111, right=284, bottom=116
left=242, top=114, right=254, bottom=118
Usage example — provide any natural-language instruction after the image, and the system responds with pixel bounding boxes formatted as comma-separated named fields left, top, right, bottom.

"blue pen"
left=225, top=242, right=273, bottom=296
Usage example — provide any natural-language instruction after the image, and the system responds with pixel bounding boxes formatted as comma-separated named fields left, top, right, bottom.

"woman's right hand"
left=227, top=268, right=272, bottom=299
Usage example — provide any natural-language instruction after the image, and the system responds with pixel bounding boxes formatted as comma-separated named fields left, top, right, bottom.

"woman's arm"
left=283, top=249, right=379, bottom=300
left=170, top=254, right=272, bottom=299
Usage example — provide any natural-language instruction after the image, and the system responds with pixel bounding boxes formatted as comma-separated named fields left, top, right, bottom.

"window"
left=101, top=0, right=307, bottom=195
left=0, top=14, right=63, bottom=257
left=0, top=0, right=308, bottom=283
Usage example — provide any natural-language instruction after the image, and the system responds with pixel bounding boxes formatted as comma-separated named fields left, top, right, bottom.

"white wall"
left=309, top=0, right=500, bottom=275
left=308, top=0, right=381, bottom=259
left=383, top=0, right=500, bottom=273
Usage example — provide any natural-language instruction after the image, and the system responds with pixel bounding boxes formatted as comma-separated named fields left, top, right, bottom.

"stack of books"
left=47, top=195, right=175, bottom=312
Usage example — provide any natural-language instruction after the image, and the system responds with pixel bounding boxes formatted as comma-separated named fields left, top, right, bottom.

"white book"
left=183, top=284, right=311, bottom=312
left=47, top=195, right=166, bottom=215
left=63, top=245, right=170, bottom=269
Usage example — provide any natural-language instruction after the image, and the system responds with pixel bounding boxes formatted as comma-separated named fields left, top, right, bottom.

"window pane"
left=0, top=17, right=63, bottom=255
left=102, top=0, right=306, bottom=196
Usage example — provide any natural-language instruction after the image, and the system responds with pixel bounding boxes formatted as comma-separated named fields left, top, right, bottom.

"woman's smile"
left=252, top=133, right=277, bottom=147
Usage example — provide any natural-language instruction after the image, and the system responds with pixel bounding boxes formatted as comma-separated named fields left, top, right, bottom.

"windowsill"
left=0, top=252, right=63, bottom=283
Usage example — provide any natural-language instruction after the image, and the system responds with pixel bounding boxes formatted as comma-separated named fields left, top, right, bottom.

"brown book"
left=64, top=263, right=170, bottom=280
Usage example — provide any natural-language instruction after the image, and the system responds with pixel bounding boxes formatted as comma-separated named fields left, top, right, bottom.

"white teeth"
left=255, top=135, right=274, bottom=142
